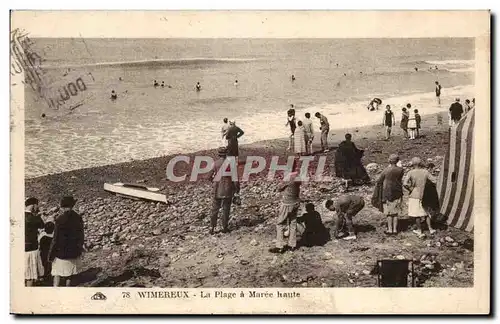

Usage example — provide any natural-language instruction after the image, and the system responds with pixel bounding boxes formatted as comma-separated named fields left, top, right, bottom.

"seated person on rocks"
left=297, top=203, right=330, bottom=247
left=324, top=194, right=365, bottom=240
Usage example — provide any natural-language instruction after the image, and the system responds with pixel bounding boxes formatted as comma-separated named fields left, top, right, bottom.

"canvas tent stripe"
left=443, top=117, right=466, bottom=217
left=439, top=124, right=457, bottom=214
left=438, top=132, right=451, bottom=206
left=448, top=113, right=473, bottom=227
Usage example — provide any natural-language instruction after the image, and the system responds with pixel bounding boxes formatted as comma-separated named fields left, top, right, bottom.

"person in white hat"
left=403, top=157, right=437, bottom=238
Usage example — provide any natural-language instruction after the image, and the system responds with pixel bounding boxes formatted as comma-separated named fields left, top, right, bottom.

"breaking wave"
left=40, top=57, right=261, bottom=70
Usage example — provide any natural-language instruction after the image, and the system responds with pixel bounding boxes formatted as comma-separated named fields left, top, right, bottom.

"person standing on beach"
left=195, top=82, right=202, bottom=91
left=315, top=112, right=330, bottom=152
left=49, top=196, right=84, bottom=287
left=221, top=118, right=229, bottom=147
left=302, top=112, right=314, bottom=154
left=382, top=105, right=395, bottom=140
left=408, top=110, right=417, bottom=140
left=294, top=121, right=307, bottom=156
left=210, top=148, right=239, bottom=234
left=269, top=171, right=301, bottom=254
left=376, top=154, right=404, bottom=235
left=324, top=195, right=365, bottom=240
left=334, top=133, right=370, bottom=191
left=285, top=107, right=296, bottom=151
left=25, top=197, right=44, bottom=287
left=404, top=157, right=437, bottom=238
left=226, top=121, right=244, bottom=158
left=464, top=99, right=472, bottom=113
left=449, top=98, right=464, bottom=127
left=400, top=106, right=410, bottom=139
left=435, top=81, right=442, bottom=104
left=414, top=109, right=422, bottom=138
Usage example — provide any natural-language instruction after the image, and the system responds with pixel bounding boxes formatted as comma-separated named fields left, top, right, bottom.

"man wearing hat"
left=25, top=197, right=45, bottom=286
left=449, top=97, right=464, bottom=127
left=404, top=157, right=437, bottom=238
left=49, top=196, right=85, bottom=286
left=375, top=154, right=404, bottom=235
left=210, top=148, right=239, bottom=235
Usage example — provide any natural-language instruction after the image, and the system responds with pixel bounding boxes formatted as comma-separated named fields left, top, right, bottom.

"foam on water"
left=25, top=84, right=474, bottom=178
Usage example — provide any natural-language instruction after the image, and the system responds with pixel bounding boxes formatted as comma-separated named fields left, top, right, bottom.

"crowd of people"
left=26, top=81, right=476, bottom=284
left=210, top=92, right=476, bottom=254
left=25, top=196, right=84, bottom=287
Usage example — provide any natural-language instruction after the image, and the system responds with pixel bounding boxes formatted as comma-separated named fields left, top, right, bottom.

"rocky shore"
left=26, top=112, right=473, bottom=287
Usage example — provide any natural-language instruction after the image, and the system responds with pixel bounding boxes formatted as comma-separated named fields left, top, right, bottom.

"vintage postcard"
left=10, top=10, right=490, bottom=314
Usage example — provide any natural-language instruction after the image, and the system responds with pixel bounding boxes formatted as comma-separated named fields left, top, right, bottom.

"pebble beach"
left=26, top=111, right=474, bottom=288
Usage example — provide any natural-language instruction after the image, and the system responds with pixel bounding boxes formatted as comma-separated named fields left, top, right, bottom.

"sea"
left=23, top=38, right=475, bottom=178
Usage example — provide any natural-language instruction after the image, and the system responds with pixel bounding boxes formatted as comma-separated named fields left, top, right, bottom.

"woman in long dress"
left=294, top=120, right=308, bottom=155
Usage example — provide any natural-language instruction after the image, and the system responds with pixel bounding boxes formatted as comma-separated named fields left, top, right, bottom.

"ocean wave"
left=40, top=57, right=261, bottom=70
left=425, top=60, right=474, bottom=66
left=448, top=68, right=475, bottom=73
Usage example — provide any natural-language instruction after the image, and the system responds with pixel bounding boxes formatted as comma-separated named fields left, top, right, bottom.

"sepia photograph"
left=10, top=10, right=490, bottom=314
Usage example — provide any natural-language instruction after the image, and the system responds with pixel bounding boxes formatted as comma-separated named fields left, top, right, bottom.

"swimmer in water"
left=196, top=82, right=201, bottom=91
left=41, top=113, right=46, bottom=118
left=291, top=75, right=296, bottom=82
left=154, top=80, right=159, bottom=87
left=119, top=77, right=123, bottom=81
left=111, top=90, right=117, bottom=100
left=161, top=81, right=165, bottom=88
left=344, top=73, right=347, bottom=76
left=234, top=80, right=239, bottom=86
left=414, top=67, right=419, bottom=72
left=435, top=65, right=438, bottom=70
left=336, top=63, right=339, bottom=67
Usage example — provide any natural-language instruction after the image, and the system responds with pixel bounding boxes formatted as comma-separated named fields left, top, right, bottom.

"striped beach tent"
left=437, top=108, right=474, bottom=232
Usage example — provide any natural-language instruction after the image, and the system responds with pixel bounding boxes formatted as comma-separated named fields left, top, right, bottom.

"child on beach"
left=324, top=195, right=365, bottom=240
left=407, top=110, right=417, bottom=140
left=414, top=109, right=421, bottom=138
left=39, top=221, right=55, bottom=280
left=400, top=107, right=409, bottom=139
left=404, top=157, right=437, bottom=238
left=382, top=105, right=395, bottom=140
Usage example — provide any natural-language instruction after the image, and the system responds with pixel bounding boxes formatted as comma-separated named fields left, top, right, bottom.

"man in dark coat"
left=210, top=148, right=239, bottom=234
left=449, top=98, right=464, bottom=126
left=334, top=133, right=370, bottom=191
